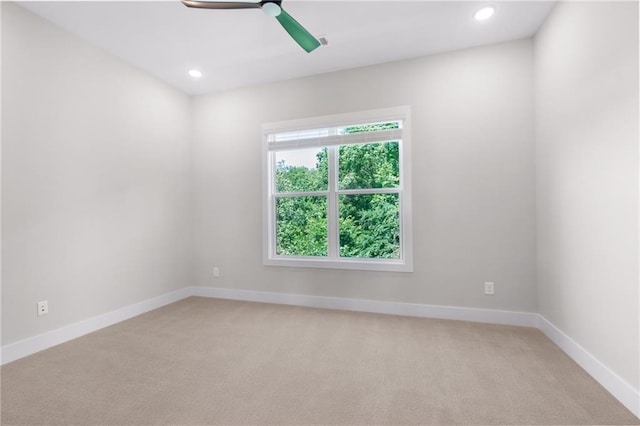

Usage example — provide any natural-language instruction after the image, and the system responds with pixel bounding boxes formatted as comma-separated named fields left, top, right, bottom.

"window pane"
left=275, top=148, right=328, bottom=193
left=340, top=121, right=400, bottom=134
left=338, top=142, right=399, bottom=190
left=339, top=193, right=400, bottom=259
left=276, top=196, right=327, bottom=256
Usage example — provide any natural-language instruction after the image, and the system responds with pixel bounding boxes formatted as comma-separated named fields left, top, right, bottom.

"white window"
left=262, top=106, right=413, bottom=272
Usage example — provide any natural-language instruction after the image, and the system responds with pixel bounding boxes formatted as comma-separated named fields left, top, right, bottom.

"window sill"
left=264, top=256, right=413, bottom=272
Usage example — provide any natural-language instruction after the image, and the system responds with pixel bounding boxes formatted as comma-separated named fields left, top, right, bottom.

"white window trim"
left=262, top=106, right=413, bottom=273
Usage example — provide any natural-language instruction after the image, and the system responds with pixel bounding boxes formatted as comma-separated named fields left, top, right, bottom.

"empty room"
left=1, top=0, right=638, bottom=424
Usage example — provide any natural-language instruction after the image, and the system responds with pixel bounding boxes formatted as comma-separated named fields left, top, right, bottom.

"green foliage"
left=339, top=194, right=400, bottom=259
left=339, top=143, right=399, bottom=190
left=276, top=196, right=327, bottom=256
left=274, top=122, right=401, bottom=259
left=342, top=121, right=399, bottom=134
left=275, top=148, right=328, bottom=193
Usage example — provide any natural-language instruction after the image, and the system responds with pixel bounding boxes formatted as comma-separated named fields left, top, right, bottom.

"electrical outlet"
left=37, top=300, right=49, bottom=316
left=484, top=282, right=495, bottom=295
left=213, top=267, right=220, bottom=278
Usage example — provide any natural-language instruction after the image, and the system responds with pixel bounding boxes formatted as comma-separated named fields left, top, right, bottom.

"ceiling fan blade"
left=274, top=8, right=320, bottom=53
left=182, top=0, right=261, bottom=10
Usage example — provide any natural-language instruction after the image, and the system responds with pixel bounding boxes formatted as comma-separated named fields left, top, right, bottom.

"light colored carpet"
left=2, top=296, right=638, bottom=425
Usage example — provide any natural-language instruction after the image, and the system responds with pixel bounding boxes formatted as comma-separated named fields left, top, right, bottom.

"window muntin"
left=263, top=107, right=412, bottom=272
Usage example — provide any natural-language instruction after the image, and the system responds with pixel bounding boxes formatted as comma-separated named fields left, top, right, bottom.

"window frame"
left=262, top=106, right=413, bottom=272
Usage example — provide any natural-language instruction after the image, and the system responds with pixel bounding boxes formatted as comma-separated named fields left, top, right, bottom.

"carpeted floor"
left=1, top=296, right=638, bottom=425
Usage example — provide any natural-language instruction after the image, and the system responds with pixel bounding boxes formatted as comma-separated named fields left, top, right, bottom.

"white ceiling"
left=18, top=1, right=556, bottom=96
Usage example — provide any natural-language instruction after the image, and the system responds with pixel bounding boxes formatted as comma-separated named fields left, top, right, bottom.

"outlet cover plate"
left=37, top=300, right=49, bottom=316
left=484, top=282, right=495, bottom=295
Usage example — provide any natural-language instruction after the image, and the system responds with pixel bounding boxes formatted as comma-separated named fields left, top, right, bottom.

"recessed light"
left=474, top=6, right=495, bottom=21
left=188, top=69, right=203, bottom=78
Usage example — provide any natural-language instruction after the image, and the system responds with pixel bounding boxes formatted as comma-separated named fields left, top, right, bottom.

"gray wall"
left=1, top=3, right=193, bottom=345
left=535, top=1, right=639, bottom=389
left=192, top=39, right=537, bottom=312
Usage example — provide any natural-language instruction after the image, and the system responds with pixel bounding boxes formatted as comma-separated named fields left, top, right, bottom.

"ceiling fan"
left=181, top=0, right=321, bottom=53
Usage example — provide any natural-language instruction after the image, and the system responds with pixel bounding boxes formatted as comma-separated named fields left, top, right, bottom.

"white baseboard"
left=1, top=287, right=192, bottom=365
left=193, top=286, right=638, bottom=419
left=2, top=284, right=637, bottom=420
left=1, top=286, right=536, bottom=366
left=191, top=286, right=539, bottom=327
left=538, top=315, right=640, bottom=419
